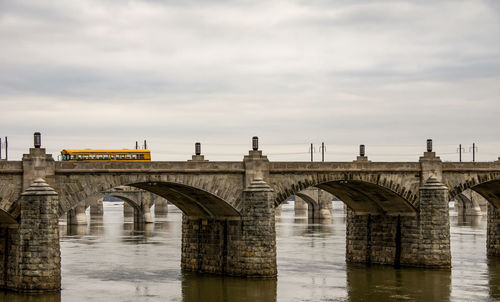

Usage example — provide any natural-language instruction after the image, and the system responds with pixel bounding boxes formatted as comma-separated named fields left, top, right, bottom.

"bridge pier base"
left=294, top=196, right=307, bottom=217
left=1, top=178, right=60, bottom=292
left=89, top=198, right=104, bottom=217
left=181, top=178, right=277, bottom=277
left=296, top=188, right=333, bottom=221
left=141, top=203, right=153, bottom=224
left=346, top=177, right=450, bottom=268
left=123, top=202, right=134, bottom=219
left=67, top=204, right=87, bottom=225
left=154, top=199, right=168, bottom=218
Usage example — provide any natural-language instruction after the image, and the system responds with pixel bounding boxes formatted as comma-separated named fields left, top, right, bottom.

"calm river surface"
left=1, top=202, right=499, bottom=302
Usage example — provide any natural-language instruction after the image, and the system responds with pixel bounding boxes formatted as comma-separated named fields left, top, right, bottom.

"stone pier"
left=67, top=204, right=87, bottom=225
left=1, top=178, right=60, bottom=292
left=123, top=201, right=134, bottom=219
left=455, top=189, right=486, bottom=216
left=346, top=176, right=450, bottom=268
left=345, top=150, right=451, bottom=268
left=294, top=195, right=307, bottom=217
left=295, top=188, right=333, bottom=220
left=154, top=199, right=168, bottom=218
left=89, top=198, right=104, bottom=217
left=487, top=204, right=500, bottom=256
left=181, top=178, right=276, bottom=277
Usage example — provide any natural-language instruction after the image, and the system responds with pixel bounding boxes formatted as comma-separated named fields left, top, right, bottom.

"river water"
left=1, top=202, right=499, bottom=302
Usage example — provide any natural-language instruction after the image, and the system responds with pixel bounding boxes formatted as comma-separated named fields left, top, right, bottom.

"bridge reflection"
left=181, top=272, right=277, bottom=302
left=347, top=264, right=451, bottom=301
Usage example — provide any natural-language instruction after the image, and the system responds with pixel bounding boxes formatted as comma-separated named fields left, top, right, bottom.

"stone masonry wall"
left=226, top=182, right=276, bottom=277
left=346, top=209, right=369, bottom=263
left=417, top=178, right=451, bottom=268
left=181, top=216, right=225, bottom=274
left=6, top=179, right=61, bottom=292
left=346, top=209, right=400, bottom=265
left=488, top=204, right=500, bottom=256
left=347, top=179, right=451, bottom=268
left=399, top=216, right=420, bottom=266
left=0, top=227, right=16, bottom=288
left=181, top=179, right=277, bottom=277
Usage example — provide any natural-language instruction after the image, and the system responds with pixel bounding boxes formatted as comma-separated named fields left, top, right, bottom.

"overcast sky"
left=0, top=0, right=499, bottom=162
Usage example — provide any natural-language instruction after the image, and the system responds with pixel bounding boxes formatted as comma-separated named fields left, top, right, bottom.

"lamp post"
left=34, top=132, right=41, bottom=148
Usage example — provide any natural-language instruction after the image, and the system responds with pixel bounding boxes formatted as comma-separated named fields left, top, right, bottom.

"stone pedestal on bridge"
left=2, top=178, right=60, bottom=292
left=181, top=178, right=277, bottom=277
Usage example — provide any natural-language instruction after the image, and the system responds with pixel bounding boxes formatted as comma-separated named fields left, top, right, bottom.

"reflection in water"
left=66, top=224, right=87, bottom=236
left=88, top=217, right=104, bottom=236
left=182, top=272, right=277, bottom=302
left=0, top=292, right=60, bottom=302
left=456, top=214, right=483, bottom=227
left=347, top=264, right=451, bottom=301
left=2, top=203, right=500, bottom=301
left=489, top=257, right=500, bottom=300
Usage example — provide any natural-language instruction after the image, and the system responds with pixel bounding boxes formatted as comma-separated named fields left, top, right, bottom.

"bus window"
left=139, top=154, right=144, bottom=160
left=126, top=154, right=131, bottom=159
left=96, top=154, right=103, bottom=160
left=90, top=154, right=96, bottom=160
left=132, top=154, right=137, bottom=160
left=121, top=154, right=126, bottom=159
left=103, top=154, right=109, bottom=160
left=77, top=155, right=82, bottom=160
left=110, top=155, right=115, bottom=160
left=84, top=155, right=89, bottom=160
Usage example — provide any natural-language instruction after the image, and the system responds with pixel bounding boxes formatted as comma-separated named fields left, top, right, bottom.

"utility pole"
left=5, top=137, right=7, bottom=160
left=135, top=141, right=139, bottom=150
left=320, top=142, right=325, bottom=162
left=144, top=140, right=147, bottom=150
left=473, top=143, right=476, bottom=162
left=457, top=144, right=465, bottom=162
left=318, top=142, right=326, bottom=209
left=0, top=137, right=2, bottom=159
left=310, top=143, right=314, bottom=162
left=470, top=143, right=477, bottom=162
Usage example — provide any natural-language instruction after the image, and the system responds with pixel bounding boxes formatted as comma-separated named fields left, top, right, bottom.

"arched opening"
left=275, top=180, right=416, bottom=268
left=451, top=179, right=500, bottom=258
left=277, top=180, right=417, bottom=217
left=132, top=182, right=241, bottom=218
left=449, top=189, right=486, bottom=226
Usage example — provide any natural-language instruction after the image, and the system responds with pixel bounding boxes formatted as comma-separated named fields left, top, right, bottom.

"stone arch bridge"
left=1, top=144, right=500, bottom=292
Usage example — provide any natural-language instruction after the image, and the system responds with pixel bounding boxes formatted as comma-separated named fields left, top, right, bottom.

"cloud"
left=0, top=0, right=499, bottom=162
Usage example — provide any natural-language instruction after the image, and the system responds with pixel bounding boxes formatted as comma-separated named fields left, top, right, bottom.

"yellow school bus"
left=60, top=149, right=151, bottom=161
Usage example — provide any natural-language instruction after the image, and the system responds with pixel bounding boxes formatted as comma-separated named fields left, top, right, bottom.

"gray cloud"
left=0, top=0, right=499, bottom=162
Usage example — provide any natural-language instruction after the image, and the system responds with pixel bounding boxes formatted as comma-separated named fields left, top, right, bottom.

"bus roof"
left=61, top=149, right=150, bottom=153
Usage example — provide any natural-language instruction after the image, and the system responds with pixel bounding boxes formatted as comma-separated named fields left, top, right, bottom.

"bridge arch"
left=271, top=173, right=418, bottom=216
left=446, top=173, right=500, bottom=208
left=56, top=174, right=243, bottom=219
left=0, top=208, right=18, bottom=226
